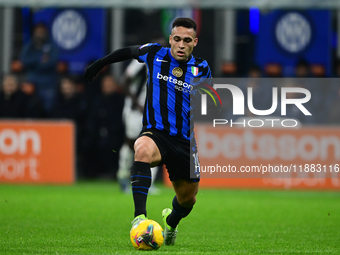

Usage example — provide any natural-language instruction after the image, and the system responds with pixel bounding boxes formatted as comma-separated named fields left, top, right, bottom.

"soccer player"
left=84, top=17, right=212, bottom=245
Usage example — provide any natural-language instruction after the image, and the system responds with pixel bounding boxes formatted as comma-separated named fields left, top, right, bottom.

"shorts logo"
left=142, top=131, right=153, bottom=135
left=172, top=67, right=183, bottom=77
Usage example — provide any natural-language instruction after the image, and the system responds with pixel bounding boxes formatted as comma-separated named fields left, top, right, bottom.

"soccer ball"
left=130, top=219, right=164, bottom=250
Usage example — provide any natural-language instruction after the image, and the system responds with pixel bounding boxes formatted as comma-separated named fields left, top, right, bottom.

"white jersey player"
left=117, top=59, right=159, bottom=193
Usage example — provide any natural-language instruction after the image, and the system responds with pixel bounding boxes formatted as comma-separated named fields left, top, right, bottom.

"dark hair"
left=33, top=22, right=48, bottom=31
left=172, top=18, right=197, bottom=32
left=249, top=64, right=261, bottom=73
left=60, top=75, right=76, bottom=85
left=296, top=59, right=309, bottom=68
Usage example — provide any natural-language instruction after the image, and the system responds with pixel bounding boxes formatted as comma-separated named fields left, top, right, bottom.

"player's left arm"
left=84, top=46, right=140, bottom=83
left=83, top=44, right=156, bottom=83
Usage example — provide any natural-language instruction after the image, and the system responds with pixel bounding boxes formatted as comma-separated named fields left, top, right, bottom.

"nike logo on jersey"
left=156, top=58, right=168, bottom=62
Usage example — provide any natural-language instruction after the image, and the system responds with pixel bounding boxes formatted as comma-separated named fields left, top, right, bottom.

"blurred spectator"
left=293, top=60, right=313, bottom=117
left=74, top=75, right=86, bottom=94
left=50, top=77, right=87, bottom=121
left=221, top=61, right=238, bottom=77
left=50, top=77, right=88, bottom=174
left=247, top=65, right=262, bottom=78
left=245, top=64, right=273, bottom=114
left=307, top=63, right=335, bottom=123
left=264, top=63, right=282, bottom=77
left=334, top=60, right=340, bottom=77
left=310, top=64, right=326, bottom=77
left=10, top=58, right=24, bottom=74
left=328, top=86, right=340, bottom=124
left=0, top=74, right=27, bottom=118
left=295, top=59, right=310, bottom=78
left=83, top=61, right=109, bottom=101
left=56, top=60, right=69, bottom=75
left=150, top=33, right=167, bottom=46
left=21, top=80, right=45, bottom=118
left=20, top=22, right=59, bottom=114
left=82, top=75, right=125, bottom=179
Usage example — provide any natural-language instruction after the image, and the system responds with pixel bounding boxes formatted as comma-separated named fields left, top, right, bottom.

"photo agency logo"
left=201, top=80, right=312, bottom=128
left=199, top=83, right=222, bottom=111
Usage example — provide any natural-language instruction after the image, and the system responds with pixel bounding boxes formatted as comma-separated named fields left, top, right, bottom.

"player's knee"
left=134, top=142, right=153, bottom=163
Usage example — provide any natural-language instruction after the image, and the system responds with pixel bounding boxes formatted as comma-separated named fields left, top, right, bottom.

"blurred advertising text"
left=0, top=121, right=75, bottom=184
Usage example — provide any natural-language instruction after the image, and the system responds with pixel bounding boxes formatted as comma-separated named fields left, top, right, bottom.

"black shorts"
left=138, top=128, right=200, bottom=182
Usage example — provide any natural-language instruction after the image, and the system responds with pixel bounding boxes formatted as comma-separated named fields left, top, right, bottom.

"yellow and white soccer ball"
left=130, top=219, right=164, bottom=250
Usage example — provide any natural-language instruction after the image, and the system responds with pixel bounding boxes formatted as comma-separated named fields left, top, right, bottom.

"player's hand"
left=83, top=59, right=104, bottom=83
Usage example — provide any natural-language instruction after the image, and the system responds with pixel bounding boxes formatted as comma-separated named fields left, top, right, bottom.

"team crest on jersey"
left=191, top=66, right=199, bottom=76
left=172, top=67, right=183, bottom=77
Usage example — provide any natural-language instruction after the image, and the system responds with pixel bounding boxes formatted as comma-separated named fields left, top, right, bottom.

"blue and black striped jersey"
left=132, top=43, right=212, bottom=141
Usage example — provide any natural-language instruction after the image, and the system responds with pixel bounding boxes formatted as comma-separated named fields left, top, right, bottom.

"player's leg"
left=172, top=179, right=199, bottom=208
left=131, top=136, right=162, bottom=219
left=162, top=179, right=199, bottom=245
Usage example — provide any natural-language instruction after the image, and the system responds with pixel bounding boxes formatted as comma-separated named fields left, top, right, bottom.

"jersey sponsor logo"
left=174, top=85, right=191, bottom=94
left=157, top=73, right=193, bottom=93
left=156, top=58, right=168, bottom=63
left=172, top=67, right=183, bottom=77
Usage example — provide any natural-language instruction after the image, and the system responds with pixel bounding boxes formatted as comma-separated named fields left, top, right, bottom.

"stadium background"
left=1, top=1, right=340, bottom=188
left=1, top=1, right=340, bottom=187
left=0, top=1, right=340, bottom=254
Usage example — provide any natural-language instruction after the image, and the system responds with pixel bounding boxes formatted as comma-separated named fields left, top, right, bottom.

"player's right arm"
left=83, top=43, right=157, bottom=83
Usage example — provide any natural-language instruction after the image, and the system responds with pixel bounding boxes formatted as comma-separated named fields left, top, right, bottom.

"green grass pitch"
left=1, top=182, right=339, bottom=254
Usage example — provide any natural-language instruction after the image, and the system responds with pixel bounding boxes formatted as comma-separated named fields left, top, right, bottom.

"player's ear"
left=169, top=35, right=172, bottom=45
left=194, top=37, right=198, bottom=47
